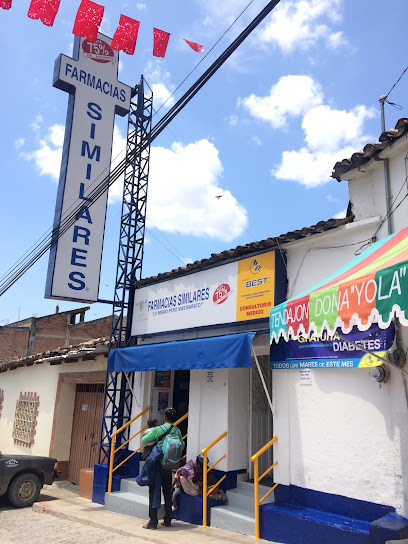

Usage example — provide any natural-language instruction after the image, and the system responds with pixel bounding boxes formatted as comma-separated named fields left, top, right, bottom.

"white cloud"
left=151, top=83, right=175, bottom=110
left=109, top=137, right=248, bottom=241
left=225, top=114, right=238, bottom=127
left=251, top=136, right=263, bottom=146
left=327, top=31, right=347, bottom=50
left=197, top=0, right=255, bottom=26
left=144, top=60, right=175, bottom=111
left=239, top=75, right=323, bottom=128
left=30, top=114, right=43, bottom=132
left=259, top=0, right=346, bottom=52
left=14, top=138, right=25, bottom=149
left=136, top=3, right=147, bottom=10
left=273, top=103, right=376, bottom=187
left=302, top=104, right=377, bottom=152
left=146, top=139, right=248, bottom=241
left=24, top=122, right=247, bottom=242
left=22, top=123, right=63, bottom=180
left=333, top=208, right=347, bottom=219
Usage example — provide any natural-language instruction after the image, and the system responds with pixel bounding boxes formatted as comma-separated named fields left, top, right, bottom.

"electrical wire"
left=383, top=65, right=408, bottom=111
left=0, top=0, right=282, bottom=298
left=154, top=0, right=258, bottom=116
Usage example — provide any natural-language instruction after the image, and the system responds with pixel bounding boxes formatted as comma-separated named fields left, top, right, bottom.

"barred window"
left=12, top=392, right=40, bottom=447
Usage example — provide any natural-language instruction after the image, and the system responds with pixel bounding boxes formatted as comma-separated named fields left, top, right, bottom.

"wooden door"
left=68, top=383, right=105, bottom=484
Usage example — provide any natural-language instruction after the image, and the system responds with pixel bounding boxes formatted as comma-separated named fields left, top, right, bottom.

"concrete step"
left=236, top=480, right=275, bottom=498
left=211, top=504, right=256, bottom=537
left=119, top=478, right=149, bottom=497
left=104, top=490, right=164, bottom=520
left=226, top=482, right=274, bottom=511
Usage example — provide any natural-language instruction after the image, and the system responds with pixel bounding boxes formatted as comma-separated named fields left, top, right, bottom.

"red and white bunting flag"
left=111, top=14, right=140, bottom=55
left=1, top=1, right=12, bottom=9
left=28, top=0, right=61, bottom=26
left=183, top=39, right=204, bottom=54
left=153, top=28, right=170, bottom=58
left=72, top=0, right=104, bottom=42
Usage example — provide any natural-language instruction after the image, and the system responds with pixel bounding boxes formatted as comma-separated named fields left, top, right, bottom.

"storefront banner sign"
left=270, top=322, right=394, bottom=370
left=131, top=250, right=286, bottom=336
left=269, top=228, right=408, bottom=342
left=45, top=33, right=131, bottom=302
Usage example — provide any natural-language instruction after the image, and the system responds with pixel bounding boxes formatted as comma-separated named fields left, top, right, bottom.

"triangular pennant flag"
left=153, top=28, right=170, bottom=58
left=28, top=0, right=61, bottom=26
left=183, top=39, right=204, bottom=54
left=72, top=0, right=104, bottom=42
left=111, top=14, right=140, bottom=55
left=1, top=1, right=12, bottom=9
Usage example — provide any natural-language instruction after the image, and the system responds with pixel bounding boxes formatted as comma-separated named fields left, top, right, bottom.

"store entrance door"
left=173, top=370, right=190, bottom=440
left=249, top=356, right=273, bottom=480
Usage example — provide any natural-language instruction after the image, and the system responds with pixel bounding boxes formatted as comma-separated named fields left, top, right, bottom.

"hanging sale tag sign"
left=45, top=33, right=131, bottom=302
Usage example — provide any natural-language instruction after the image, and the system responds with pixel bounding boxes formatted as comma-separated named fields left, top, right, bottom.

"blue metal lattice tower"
left=99, top=77, right=152, bottom=464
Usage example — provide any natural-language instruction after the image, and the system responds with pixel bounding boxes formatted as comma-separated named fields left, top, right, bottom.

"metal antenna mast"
left=99, top=77, right=153, bottom=464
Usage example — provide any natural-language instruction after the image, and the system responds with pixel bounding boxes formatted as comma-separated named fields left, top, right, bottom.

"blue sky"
left=1, top=0, right=408, bottom=325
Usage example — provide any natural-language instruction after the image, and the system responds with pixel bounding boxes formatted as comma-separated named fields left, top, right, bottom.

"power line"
left=0, top=0, right=282, bottom=298
left=154, top=0, right=258, bottom=116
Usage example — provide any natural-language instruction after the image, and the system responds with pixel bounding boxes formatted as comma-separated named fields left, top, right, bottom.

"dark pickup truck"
left=0, top=453, right=59, bottom=507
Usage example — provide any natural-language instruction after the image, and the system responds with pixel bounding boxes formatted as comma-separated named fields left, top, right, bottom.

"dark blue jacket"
left=136, top=445, right=162, bottom=508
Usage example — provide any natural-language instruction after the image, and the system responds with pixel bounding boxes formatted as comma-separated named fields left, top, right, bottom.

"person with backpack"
left=140, top=407, right=184, bottom=529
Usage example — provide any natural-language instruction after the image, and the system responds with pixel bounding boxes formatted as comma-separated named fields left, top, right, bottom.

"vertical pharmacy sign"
left=45, top=33, right=131, bottom=302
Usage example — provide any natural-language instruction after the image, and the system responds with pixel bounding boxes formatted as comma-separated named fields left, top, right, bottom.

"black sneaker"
left=143, top=522, right=157, bottom=530
left=161, top=521, right=172, bottom=527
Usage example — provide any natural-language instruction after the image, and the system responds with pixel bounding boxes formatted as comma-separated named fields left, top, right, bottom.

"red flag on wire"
left=27, top=0, right=61, bottom=26
left=111, top=15, right=140, bottom=55
left=1, top=1, right=12, bottom=9
left=153, top=28, right=170, bottom=58
left=72, top=0, right=104, bottom=42
left=183, top=39, right=204, bottom=54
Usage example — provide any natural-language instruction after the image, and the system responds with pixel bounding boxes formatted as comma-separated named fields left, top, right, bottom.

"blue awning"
left=108, top=332, right=256, bottom=372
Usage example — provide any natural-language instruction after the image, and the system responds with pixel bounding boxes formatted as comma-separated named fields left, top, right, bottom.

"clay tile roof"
left=137, top=215, right=353, bottom=287
left=332, top=118, right=408, bottom=181
left=0, top=336, right=110, bottom=373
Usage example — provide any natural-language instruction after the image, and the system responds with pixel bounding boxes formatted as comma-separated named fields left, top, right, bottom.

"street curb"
left=33, top=501, right=199, bottom=544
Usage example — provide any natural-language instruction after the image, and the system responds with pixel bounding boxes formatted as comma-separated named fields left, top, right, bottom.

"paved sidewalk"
left=34, top=481, right=274, bottom=544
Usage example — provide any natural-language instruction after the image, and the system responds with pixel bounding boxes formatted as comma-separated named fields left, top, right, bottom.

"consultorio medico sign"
left=131, top=250, right=287, bottom=336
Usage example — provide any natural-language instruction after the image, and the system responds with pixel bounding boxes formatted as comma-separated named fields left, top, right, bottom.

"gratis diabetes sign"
left=270, top=323, right=395, bottom=370
left=131, top=250, right=284, bottom=336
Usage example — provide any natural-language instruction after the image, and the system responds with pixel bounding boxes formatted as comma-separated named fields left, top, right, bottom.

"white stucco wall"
left=272, top=152, right=408, bottom=515
left=186, top=367, right=249, bottom=472
left=347, top=134, right=408, bottom=238
left=0, top=357, right=106, bottom=457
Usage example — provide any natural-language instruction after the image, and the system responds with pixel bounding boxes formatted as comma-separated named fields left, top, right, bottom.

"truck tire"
left=7, top=472, right=42, bottom=508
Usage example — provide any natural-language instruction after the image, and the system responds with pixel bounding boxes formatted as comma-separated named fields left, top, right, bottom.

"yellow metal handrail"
left=108, top=406, right=150, bottom=493
left=107, top=409, right=189, bottom=493
left=201, top=431, right=227, bottom=528
left=251, top=436, right=278, bottom=541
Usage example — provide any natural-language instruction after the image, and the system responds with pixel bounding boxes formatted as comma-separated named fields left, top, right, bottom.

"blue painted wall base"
left=171, top=467, right=243, bottom=525
left=261, top=485, right=408, bottom=544
left=92, top=450, right=141, bottom=505
left=173, top=493, right=223, bottom=526
left=370, top=512, right=408, bottom=544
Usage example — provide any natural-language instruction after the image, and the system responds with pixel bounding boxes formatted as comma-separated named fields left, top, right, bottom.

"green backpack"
left=160, top=425, right=183, bottom=470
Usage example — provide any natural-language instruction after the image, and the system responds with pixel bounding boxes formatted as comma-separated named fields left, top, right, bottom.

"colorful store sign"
left=270, top=323, right=395, bottom=370
left=131, top=250, right=286, bottom=336
left=270, top=227, right=408, bottom=342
